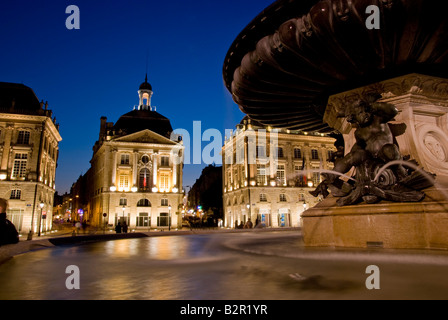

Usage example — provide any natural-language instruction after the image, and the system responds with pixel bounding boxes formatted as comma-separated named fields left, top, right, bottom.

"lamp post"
left=168, top=205, right=172, bottom=231
left=38, top=202, right=44, bottom=237
left=246, top=204, right=251, bottom=223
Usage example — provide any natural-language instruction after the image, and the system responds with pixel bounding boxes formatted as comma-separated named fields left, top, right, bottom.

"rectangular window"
left=17, top=131, right=30, bottom=145
left=158, top=213, right=170, bottom=227
left=256, top=164, right=267, bottom=185
left=161, top=198, right=169, bottom=206
left=311, top=149, right=319, bottom=160
left=12, top=153, right=27, bottom=178
left=119, top=175, right=129, bottom=191
left=295, top=165, right=305, bottom=187
left=260, top=194, right=267, bottom=202
left=256, top=146, right=266, bottom=159
left=120, top=154, right=130, bottom=165
left=279, top=194, right=287, bottom=202
left=136, top=213, right=150, bottom=227
left=277, top=147, right=284, bottom=158
left=294, top=148, right=302, bottom=159
left=312, top=170, right=321, bottom=186
left=10, top=189, right=21, bottom=200
left=119, top=198, right=127, bottom=206
left=161, top=156, right=170, bottom=167
left=160, top=173, right=169, bottom=191
left=276, top=165, right=286, bottom=186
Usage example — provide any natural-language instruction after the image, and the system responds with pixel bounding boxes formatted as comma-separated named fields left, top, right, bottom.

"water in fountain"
left=373, top=159, right=448, bottom=203
left=293, top=169, right=357, bottom=183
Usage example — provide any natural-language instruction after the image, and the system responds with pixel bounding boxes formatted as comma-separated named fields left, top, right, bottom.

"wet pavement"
left=0, top=230, right=447, bottom=300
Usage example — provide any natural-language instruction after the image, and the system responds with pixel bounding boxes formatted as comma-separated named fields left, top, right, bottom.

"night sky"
left=0, top=0, right=274, bottom=194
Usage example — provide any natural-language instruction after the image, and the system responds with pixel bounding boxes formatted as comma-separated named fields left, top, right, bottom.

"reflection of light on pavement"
left=148, top=237, right=188, bottom=260
left=104, top=239, right=139, bottom=258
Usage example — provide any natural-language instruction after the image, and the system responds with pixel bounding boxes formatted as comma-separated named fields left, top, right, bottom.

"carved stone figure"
left=310, top=95, right=436, bottom=206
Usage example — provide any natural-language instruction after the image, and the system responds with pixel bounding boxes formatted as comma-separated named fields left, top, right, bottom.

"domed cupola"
left=138, top=74, right=153, bottom=110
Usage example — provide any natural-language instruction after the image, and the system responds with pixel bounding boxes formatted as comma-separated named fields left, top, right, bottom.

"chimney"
left=100, top=116, right=107, bottom=139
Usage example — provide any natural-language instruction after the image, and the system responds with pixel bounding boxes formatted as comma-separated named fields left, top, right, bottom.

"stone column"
left=152, top=153, right=158, bottom=188
left=1, top=125, right=13, bottom=175
left=111, top=149, right=117, bottom=187
left=133, top=151, right=138, bottom=188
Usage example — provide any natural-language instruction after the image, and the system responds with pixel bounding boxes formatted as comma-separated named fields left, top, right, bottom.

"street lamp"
left=168, top=205, right=172, bottom=231
left=38, top=202, right=44, bottom=237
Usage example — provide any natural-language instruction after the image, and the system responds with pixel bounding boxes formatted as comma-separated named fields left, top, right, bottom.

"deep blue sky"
left=0, top=0, right=274, bottom=194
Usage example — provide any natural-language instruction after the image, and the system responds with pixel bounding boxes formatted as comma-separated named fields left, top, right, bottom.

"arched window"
left=137, top=199, right=151, bottom=207
left=139, top=168, right=151, bottom=191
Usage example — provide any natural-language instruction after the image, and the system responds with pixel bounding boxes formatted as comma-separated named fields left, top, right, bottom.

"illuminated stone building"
left=222, top=117, right=336, bottom=228
left=77, top=76, right=184, bottom=230
left=0, top=82, right=62, bottom=236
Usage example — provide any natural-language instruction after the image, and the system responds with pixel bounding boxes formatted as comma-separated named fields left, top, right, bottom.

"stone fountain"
left=223, top=0, right=448, bottom=249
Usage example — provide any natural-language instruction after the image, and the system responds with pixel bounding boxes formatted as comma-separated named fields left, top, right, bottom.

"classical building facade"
left=78, top=76, right=184, bottom=230
left=0, top=82, right=62, bottom=235
left=222, top=117, right=336, bottom=228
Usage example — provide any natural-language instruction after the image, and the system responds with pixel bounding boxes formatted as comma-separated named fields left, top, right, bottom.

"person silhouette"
left=0, top=198, right=19, bottom=246
left=115, top=222, right=122, bottom=234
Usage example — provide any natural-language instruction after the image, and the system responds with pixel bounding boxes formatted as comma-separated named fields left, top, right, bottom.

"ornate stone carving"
left=311, top=95, right=436, bottom=206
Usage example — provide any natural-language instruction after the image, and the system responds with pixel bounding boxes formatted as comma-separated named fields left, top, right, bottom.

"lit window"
left=160, top=173, right=169, bottom=191
left=119, top=175, right=129, bottom=191
left=257, top=165, right=267, bottom=185
left=276, top=165, right=286, bottom=186
left=312, top=168, right=321, bottom=186
left=12, top=153, right=27, bottom=178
